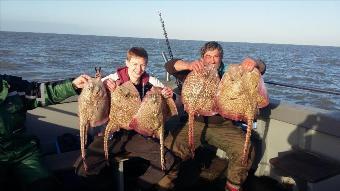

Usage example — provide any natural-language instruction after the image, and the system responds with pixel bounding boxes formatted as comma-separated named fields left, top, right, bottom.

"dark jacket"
left=116, top=66, right=153, bottom=99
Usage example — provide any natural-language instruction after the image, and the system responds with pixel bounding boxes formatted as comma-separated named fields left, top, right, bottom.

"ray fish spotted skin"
left=181, top=65, right=220, bottom=156
left=78, top=69, right=110, bottom=171
left=103, top=81, right=141, bottom=160
left=215, top=61, right=269, bottom=165
left=129, top=87, right=178, bottom=170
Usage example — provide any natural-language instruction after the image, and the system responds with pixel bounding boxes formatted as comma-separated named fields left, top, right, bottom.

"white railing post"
left=161, top=51, right=171, bottom=82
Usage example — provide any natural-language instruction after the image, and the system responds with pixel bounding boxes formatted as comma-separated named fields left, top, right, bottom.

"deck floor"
left=52, top=169, right=291, bottom=191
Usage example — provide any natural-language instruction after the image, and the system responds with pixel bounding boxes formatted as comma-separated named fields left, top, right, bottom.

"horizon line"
left=1, top=30, right=339, bottom=48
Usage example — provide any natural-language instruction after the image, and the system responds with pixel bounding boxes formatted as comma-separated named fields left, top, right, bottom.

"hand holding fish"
left=72, top=74, right=91, bottom=89
left=161, top=86, right=173, bottom=98
left=241, top=57, right=266, bottom=74
left=188, top=59, right=205, bottom=73
left=240, top=57, right=257, bottom=72
left=103, top=78, right=118, bottom=92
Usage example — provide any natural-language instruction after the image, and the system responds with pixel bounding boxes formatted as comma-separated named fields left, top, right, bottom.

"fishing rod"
left=158, top=11, right=173, bottom=60
left=158, top=11, right=177, bottom=83
left=264, top=80, right=340, bottom=96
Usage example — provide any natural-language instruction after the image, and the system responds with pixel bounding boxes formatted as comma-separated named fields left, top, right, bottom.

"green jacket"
left=0, top=75, right=77, bottom=162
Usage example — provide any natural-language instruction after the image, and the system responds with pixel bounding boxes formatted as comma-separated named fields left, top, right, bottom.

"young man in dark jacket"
left=0, top=74, right=90, bottom=191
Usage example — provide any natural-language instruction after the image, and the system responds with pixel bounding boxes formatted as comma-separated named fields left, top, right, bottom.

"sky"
left=1, top=0, right=339, bottom=47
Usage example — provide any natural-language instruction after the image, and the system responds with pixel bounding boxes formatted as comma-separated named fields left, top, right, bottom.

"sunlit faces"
left=202, top=49, right=222, bottom=68
left=126, top=56, right=147, bottom=84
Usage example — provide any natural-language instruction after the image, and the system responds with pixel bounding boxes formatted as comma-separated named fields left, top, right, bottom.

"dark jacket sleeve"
left=25, top=79, right=77, bottom=110
left=164, top=59, right=190, bottom=84
left=1, top=75, right=78, bottom=110
left=165, top=58, right=181, bottom=75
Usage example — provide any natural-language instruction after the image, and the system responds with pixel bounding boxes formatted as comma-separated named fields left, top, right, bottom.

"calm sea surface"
left=1, top=31, right=339, bottom=111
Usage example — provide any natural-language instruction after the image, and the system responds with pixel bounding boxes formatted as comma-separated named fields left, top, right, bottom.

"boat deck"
left=23, top=94, right=340, bottom=191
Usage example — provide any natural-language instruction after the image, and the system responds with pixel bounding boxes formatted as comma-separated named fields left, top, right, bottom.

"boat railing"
left=264, top=80, right=340, bottom=96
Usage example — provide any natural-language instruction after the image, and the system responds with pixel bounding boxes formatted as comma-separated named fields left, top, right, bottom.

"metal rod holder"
left=161, top=51, right=171, bottom=82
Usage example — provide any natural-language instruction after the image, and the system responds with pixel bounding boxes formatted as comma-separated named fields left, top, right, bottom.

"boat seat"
left=269, top=148, right=340, bottom=183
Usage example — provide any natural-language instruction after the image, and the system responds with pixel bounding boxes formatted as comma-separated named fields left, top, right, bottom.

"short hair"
left=126, top=47, right=148, bottom=61
left=200, top=41, right=223, bottom=58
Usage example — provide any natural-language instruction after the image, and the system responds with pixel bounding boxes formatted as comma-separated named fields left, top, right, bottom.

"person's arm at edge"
left=26, top=75, right=90, bottom=109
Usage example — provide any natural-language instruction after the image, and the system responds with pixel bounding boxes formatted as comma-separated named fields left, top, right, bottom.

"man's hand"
left=188, top=59, right=205, bottom=73
left=241, top=58, right=257, bottom=72
left=72, top=74, right=91, bottom=89
left=241, top=57, right=266, bottom=74
left=103, top=78, right=117, bottom=92
left=161, top=87, right=173, bottom=98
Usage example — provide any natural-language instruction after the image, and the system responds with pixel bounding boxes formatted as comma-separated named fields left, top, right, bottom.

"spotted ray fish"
left=215, top=61, right=269, bottom=165
left=104, top=81, right=141, bottom=160
left=181, top=65, right=220, bottom=156
left=129, top=87, right=178, bottom=170
left=78, top=67, right=110, bottom=171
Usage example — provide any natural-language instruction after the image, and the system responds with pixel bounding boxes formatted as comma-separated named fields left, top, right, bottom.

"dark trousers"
left=74, top=130, right=175, bottom=186
left=164, top=115, right=255, bottom=186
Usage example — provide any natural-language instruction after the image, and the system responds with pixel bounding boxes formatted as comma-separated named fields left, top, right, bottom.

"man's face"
left=202, top=49, right=222, bottom=69
left=126, top=56, right=147, bottom=83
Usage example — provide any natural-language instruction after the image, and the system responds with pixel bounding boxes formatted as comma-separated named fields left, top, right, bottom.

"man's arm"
left=25, top=75, right=90, bottom=109
left=172, top=60, right=192, bottom=72
left=165, top=59, right=195, bottom=84
left=165, top=59, right=184, bottom=75
left=165, top=59, right=205, bottom=74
